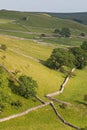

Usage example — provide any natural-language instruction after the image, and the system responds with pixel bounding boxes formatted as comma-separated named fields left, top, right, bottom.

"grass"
left=0, top=35, right=64, bottom=97
left=56, top=69, right=87, bottom=103
left=0, top=23, right=27, bottom=31
left=0, top=11, right=87, bottom=129
left=0, top=19, right=14, bottom=23
left=0, top=105, right=73, bottom=130
left=0, top=35, right=87, bottom=130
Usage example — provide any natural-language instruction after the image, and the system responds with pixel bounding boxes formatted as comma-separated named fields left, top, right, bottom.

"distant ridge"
left=48, top=12, right=87, bottom=25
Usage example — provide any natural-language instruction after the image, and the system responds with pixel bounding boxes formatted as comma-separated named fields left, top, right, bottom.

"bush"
left=81, top=41, right=87, bottom=51
left=69, top=47, right=87, bottom=69
left=0, top=44, right=7, bottom=51
left=40, top=34, right=46, bottom=37
left=59, top=103, right=67, bottom=109
left=11, top=100, right=22, bottom=108
left=80, top=33, right=85, bottom=37
left=9, top=75, right=38, bottom=99
left=60, top=27, right=71, bottom=37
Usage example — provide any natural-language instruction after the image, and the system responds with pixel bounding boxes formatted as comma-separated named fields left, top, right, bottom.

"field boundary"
left=0, top=64, right=80, bottom=129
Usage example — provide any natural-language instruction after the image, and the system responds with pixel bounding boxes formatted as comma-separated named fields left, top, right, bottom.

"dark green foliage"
left=0, top=67, right=8, bottom=88
left=60, top=28, right=71, bottom=37
left=11, top=100, right=22, bottom=108
left=70, top=47, right=87, bottom=69
left=59, top=103, right=67, bottom=109
left=80, top=32, right=85, bottom=37
left=22, top=17, right=29, bottom=21
left=54, top=28, right=71, bottom=37
left=0, top=44, right=7, bottom=51
left=54, top=29, right=60, bottom=34
left=18, top=75, right=38, bottom=98
left=81, top=41, right=87, bottom=51
left=46, top=48, right=75, bottom=70
left=46, top=46, right=87, bottom=70
left=40, top=33, right=46, bottom=37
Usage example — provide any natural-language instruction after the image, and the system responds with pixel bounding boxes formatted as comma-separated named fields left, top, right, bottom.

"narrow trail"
left=0, top=28, right=40, bottom=35
left=0, top=64, right=80, bottom=129
left=8, top=48, right=40, bottom=63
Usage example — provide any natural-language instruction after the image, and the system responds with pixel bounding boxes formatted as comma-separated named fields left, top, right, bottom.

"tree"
left=46, top=48, right=75, bottom=70
left=0, top=44, right=7, bottom=51
left=54, top=29, right=60, bottom=34
left=69, top=47, right=87, bottom=69
left=18, top=75, right=38, bottom=98
left=80, top=41, right=87, bottom=51
left=80, top=32, right=85, bottom=37
left=40, top=33, right=46, bottom=37
left=60, top=28, right=71, bottom=37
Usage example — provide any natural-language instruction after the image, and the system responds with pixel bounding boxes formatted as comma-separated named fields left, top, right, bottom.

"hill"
left=0, top=10, right=87, bottom=46
left=0, top=10, right=87, bottom=130
left=48, top=12, right=87, bottom=25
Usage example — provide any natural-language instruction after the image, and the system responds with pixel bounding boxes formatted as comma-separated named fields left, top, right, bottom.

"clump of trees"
left=80, top=41, right=87, bottom=51
left=17, top=75, right=38, bottom=98
left=54, top=27, right=71, bottom=37
left=80, top=32, right=85, bottom=37
left=9, top=75, right=38, bottom=99
left=46, top=48, right=75, bottom=70
left=46, top=41, right=87, bottom=70
left=0, top=66, right=38, bottom=112
left=11, top=100, right=22, bottom=108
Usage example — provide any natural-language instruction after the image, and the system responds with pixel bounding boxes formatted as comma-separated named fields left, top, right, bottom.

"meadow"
left=0, top=11, right=87, bottom=130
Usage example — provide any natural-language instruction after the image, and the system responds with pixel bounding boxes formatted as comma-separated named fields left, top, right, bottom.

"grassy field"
left=0, top=11, right=87, bottom=130
left=0, top=19, right=14, bottom=23
left=0, top=35, right=87, bottom=130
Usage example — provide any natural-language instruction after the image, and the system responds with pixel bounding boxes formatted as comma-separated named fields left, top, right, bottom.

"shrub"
left=0, top=44, right=7, bottom=51
left=80, top=33, right=85, bottom=37
left=9, top=75, right=38, bottom=99
left=59, top=103, right=67, bottom=109
left=81, top=41, right=87, bottom=51
left=40, top=34, right=46, bottom=37
left=11, top=100, right=22, bottom=108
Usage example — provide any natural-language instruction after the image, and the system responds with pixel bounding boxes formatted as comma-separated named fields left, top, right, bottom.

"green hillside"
left=48, top=12, right=87, bottom=25
left=0, top=10, right=87, bottom=46
left=0, top=10, right=87, bottom=130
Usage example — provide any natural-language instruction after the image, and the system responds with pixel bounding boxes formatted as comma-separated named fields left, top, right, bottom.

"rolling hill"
left=0, top=10, right=87, bottom=130
left=48, top=12, right=87, bottom=25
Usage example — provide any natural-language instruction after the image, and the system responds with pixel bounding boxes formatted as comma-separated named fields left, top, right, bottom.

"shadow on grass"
left=8, top=80, right=19, bottom=95
left=75, top=100, right=87, bottom=107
